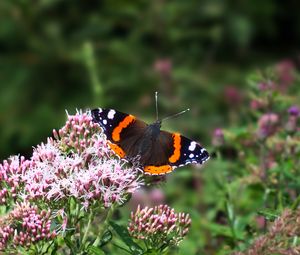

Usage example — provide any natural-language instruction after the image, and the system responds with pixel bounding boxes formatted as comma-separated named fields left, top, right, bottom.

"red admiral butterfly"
left=91, top=96, right=209, bottom=175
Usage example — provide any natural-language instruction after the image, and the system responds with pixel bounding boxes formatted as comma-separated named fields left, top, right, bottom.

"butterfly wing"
left=143, top=130, right=210, bottom=175
left=91, top=108, right=147, bottom=158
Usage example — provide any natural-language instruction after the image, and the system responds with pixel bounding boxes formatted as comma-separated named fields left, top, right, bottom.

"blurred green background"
left=1, top=1, right=300, bottom=254
left=2, top=0, right=300, bottom=159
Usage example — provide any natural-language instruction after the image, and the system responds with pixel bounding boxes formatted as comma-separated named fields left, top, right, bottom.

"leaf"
left=257, top=209, right=279, bottom=221
left=88, top=246, right=105, bottom=255
left=64, top=236, right=76, bottom=254
left=110, top=221, right=143, bottom=254
left=99, top=230, right=113, bottom=247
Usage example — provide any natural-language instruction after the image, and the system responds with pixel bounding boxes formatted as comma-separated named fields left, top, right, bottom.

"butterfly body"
left=91, top=108, right=209, bottom=175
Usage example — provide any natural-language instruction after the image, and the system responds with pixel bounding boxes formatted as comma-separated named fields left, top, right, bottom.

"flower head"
left=128, top=205, right=191, bottom=247
left=276, top=59, right=295, bottom=90
left=22, top=111, right=143, bottom=209
left=223, top=86, right=243, bottom=106
left=288, top=105, right=300, bottom=117
left=0, top=202, right=56, bottom=251
left=154, top=58, right=172, bottom=77
left=212, top=128, right=225, bottom=147
left=257, top=113, right=279, bottom=138
left=0, top=156, right=30, bottom=205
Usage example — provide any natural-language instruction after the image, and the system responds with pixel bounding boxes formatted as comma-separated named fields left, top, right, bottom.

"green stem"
left=81, top=209, right=95, bottom=247
left=93, top=205, right=115, bottom=247
left=291, top=195, right=300, bottom=210
left=82, top=41, right=103, bottom=105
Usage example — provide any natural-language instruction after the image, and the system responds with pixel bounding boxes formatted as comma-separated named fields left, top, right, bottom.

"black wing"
left=91, top=108, right=148, bottom=158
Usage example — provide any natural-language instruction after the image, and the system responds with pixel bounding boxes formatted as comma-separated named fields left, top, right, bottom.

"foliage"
left=204, top=65, right=300, bottom=254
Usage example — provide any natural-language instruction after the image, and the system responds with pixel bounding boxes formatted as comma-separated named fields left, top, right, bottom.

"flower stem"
left=81, top=209, right=94, bottom=247
left=93, top=205, right=115, bottom=246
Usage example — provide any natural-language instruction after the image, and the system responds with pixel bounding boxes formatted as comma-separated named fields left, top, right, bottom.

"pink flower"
left=276, top=59, right=295, bottom=90
left=128, top=204, right=191, bottom=247
left=22, top=111, right=143, bottom=209
left=250, top=99, right=267, bottom=111
left=0, top=156, right=30, bottom=205
left=0, top=202, right=56, bottom=251
left=223, top=86, right=243, bottom=106
left=154, top=58, right=172, bottom=77
left=212, top=128, right=225, bottom=147
left=257, top=113, right=279, bottom=138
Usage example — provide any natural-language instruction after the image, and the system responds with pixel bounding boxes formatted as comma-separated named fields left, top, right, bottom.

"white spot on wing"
left=188, top=141, right=197, bottom=151
left=103, top=119, right=107, bottom=125
left=189, top=153, right=194, bottom=158
left=107, top=110, right=116, bottom=119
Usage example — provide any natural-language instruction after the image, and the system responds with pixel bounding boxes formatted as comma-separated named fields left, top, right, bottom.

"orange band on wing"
left=112, top=115, right=136, bottom=142
left=108, top=142, right=126, bottom=158
left=144, top=165, right=173, bottom=175
left=168, top=133, right=181, bottom=163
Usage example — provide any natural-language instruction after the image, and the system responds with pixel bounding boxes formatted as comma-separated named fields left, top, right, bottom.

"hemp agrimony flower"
left=21, top=112, right=143, bottom=209
left=128, top=204, right=191, bottom=249
left=0, top=110, right=144, bottom=254
left=0, top=202, right=56, bottom=251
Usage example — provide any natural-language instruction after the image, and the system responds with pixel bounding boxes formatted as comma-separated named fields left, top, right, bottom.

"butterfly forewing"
left=91, top=108, right=147, bottom=158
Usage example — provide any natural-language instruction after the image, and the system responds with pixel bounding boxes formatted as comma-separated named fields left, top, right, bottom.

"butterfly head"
left=148, top=120, right=162, bottom=137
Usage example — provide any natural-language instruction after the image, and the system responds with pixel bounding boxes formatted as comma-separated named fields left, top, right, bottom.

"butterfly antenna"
left=161, top=108, right=190, bottom=122
left=155, top=91, right=159, bottom=121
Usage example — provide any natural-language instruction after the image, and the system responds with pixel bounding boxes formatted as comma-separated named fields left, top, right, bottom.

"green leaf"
left=64, top=236, right=76, bottom=254
left=110, top=221, right=143, bottom=254
left=99, top=230, right=113, bottom=247
left=257, top=209, right=279, bottom=221
left=88, top=246, right=105, bottom=255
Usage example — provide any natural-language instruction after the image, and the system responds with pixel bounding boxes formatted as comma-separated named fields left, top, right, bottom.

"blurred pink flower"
left=258, top=81, right=276, bottom=91
left=0, top=202, right=56, bottom=251
left=276, top=59, right=295, bottom=90
left=154, top=58, right=172, bottom=77
left=257, top=113, right=279, bottom=138
left=128, top=204, right=191, bottom=247
left=129, top=188, right=165, bottom=210
left=250, top=99, right=267, bottom=111
left=212, top=128, right=225, bottom=147
left=223, top=86, right=243, bottom=106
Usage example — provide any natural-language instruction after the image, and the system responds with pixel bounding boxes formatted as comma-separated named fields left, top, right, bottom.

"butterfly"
left=91, top=98, right=209, bottom=175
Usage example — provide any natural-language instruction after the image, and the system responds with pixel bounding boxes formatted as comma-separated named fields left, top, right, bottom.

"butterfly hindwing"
left=170, top=134, right=209, bottom=167
left=142, top=131, right=209, bottom=175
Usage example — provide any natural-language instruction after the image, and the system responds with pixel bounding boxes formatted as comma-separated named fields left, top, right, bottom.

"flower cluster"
left=0, top=202, right=56, bottom=251
left=0, top=155, right=30, bottom=205
left=21, top=112, right=143, bottom=209
left=257, top=113, right=279, bottom=139
left=128, top=204, right=191, bottom=247
left=234, top=208, right=300, bottom=255
left=0, top=110, right=144, bottom=253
